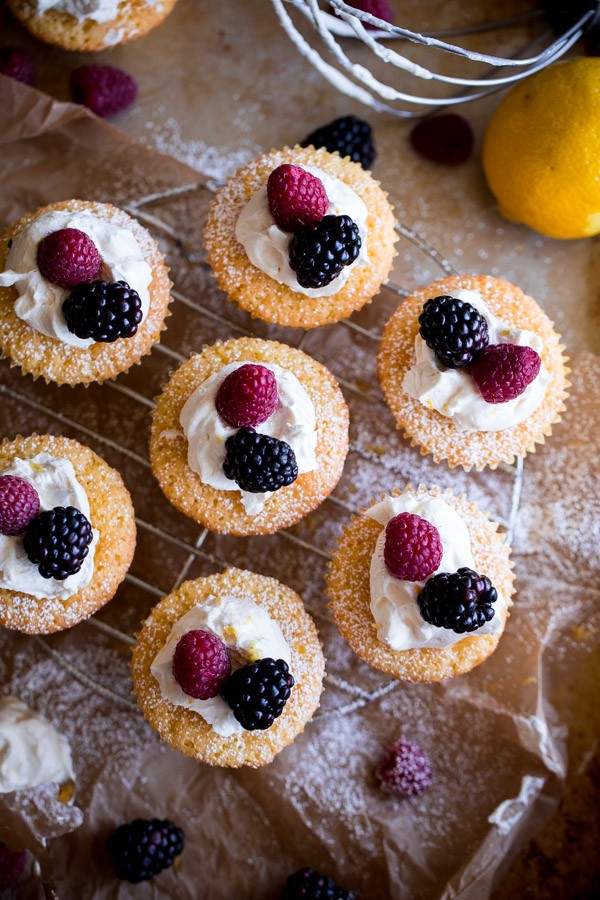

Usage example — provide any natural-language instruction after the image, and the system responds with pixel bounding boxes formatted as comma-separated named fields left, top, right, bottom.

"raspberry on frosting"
left=0, top=475, right=40, bottom=536
left=383, top=512, right=443, bottom=582
left=172, top=629, right=231, bottom=700
left=70, top=65, right=138, bottom=118
left=333, top=0, right=395, bottom=29
left=267, top=164, right=329, bottom=232
left=37, top=228, right=102, bottom=289
left=215, top=363, right=279, bottom=428
left=471, top=343, right=542, bottom=403
left=374, top=739, right=433, bottom=798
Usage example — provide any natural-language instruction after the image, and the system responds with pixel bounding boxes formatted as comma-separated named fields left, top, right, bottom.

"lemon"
left=482, top=57, right=600, bottom=239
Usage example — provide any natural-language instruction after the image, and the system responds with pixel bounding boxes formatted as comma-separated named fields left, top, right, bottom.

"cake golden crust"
left=131, top=568, right=325, bottom=768
left=0, top=434, right=136, bottom=635
left=149, top=337, right=349, bottom=536
left=204, top=146, right=397, bottom=328
left=327, top=485, right=515, bottom=682
left=377, top=275, right=569, bottom=471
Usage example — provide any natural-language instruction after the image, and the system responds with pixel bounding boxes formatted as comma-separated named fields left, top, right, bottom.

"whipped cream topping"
left=0, top=209, right=153, bottom=349
left=0, top=695, right=74, bottom=793
left=179, top=360, right=318, bottom=516
left=235, top=164, right=369, bottom=298
left=402, top=289, right=550, bottom=432
left=151, top=594, right=292, bottom=737
left=31, top=0, right=161, bottom=23
left=367, top=494, right=505, bottom=651
left=0, top=453, right=99, bottom=600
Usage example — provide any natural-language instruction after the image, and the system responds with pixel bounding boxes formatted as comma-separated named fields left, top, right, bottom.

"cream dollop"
left=0, top=453, right=99, bottom=600
left=0, top=209, right=152, bottom=349
left=179, top=360, right=318, bottom=516
left=402, top=289, right=550, bottom=432
left=31, top=0, right=161, bottom=23
left=0, top=695, right=74, bottom=793
left=235, top=164, right=369, bottom=298
left=367, top=494, right=505, bottom=650
left=151, top=595, right=292, bottom=737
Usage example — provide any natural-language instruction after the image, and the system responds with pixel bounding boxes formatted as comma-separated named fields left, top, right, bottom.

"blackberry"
left=417, top=567, right=498, bottom=634
left=23, top=506, right=93, bottom=580
left=301, top=114, right=376, bottom=169
left=282, top=867, right=356, bottom=900
left=107, top=818, right=184, bottom=884
left=220, top=657, right=294, bottom=731
left=222, top=427, right=298, bottom=493
left=63, top=280, right=143, bottom=343
left=289, top=215, right=361, bottom=289
left=419, top=295, right=489, bottom=369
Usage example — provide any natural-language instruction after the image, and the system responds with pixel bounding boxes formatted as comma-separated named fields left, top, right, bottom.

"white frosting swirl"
left=402, top=289, right=550, bottom=432
left=0, top=695, right=74, bottom=793
left=0, top=209, right=153, bottom=349
left=31, top=0, right=161, bottom=23
left=235, top=164, right=369, bottom=298
left=179, top=361, right=318, bottom=516
left=367, top=495, right=505, bottom=650
left=0, top=453, right=99, bottom=600
left=151, top=595, right=292, bottom=737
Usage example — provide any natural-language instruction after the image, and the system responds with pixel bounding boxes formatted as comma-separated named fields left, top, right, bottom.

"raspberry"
left=332, top=0, right=394, bottom=30
left=23, top=506, right=93, bottom=580
left=282, top=867, right=356, bottom=900
left=107, top=819, right=184, bottom=884
left=221, top=657, right=294, bottom=730
left=223, top=427, right=298, bottom=493
left=417, top=567, right=498, bottom=633
left=37, top=228, right=102, bottom=289
left=63, top=280, right=143, bottom=343
left=215, top=364, right=279, bottom=428
left=267, top=165, right=329, bottom=232
left=0, top=47, right=35, bottom=85
left=419, top=295, right=489, bottom=369
left=470, top=343, right=542, bottom=404
left=172, top=629, right=231, bottom=700
left=301, top=114, right=376, bottom=169
left=0, top=475, right=40, bottom=536
left=0, top=843, right=27, bottom=890
left=384, top=512, right=443, bottom=582
left=70, top=65, right=137, bottom=118
left=374, top=739, right=433, bottom=798
left=410, top=114, right=474, bottom=166
left=289, top=214, right=361, bottom=289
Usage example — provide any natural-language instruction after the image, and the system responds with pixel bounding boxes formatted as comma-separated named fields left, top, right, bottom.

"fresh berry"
left=70, top=64, right=137, bottom=118
left=410, top=114, right=474, bottom=165
left=282, top=867, right=356, bottom=900
left=23, top=506, right=93, bottom=580
left=374, top=739, right=433, bottom=798
left=384, top=512, right=443, bottom=582
left=470, top=343, right=542, bottom=403
left=107, top=818, right=184, bottom=884
left=267, top=165, right=329, bottom=232
left=0, top=47, right=35, bottom=85
left=221, top=657, right=294, bottom=731
left=332, top=0, right=394, bottom=31
left=63, top=280, right=143, bottom=343
left=223, top=427, right=298, bottom=493
left=417, top=567, right=498, bottom=633
left=419, top=295, right=489, bottom=369
left=0, top=475, right=40, bottom=536
left=301, top=114, right=376, bottom=168
left=172, top=629, right=231, bottom=700
left=215, top=364, right=279, bottom=428
left=0, top=843, right=27, bottom=890
left=289, top=214, right=361, bottom=289
left=37, top=228, right=102, bottom=289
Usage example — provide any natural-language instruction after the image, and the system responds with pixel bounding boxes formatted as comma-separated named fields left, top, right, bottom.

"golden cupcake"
left=131, top=568, right=325, bottom=768
left=378, top=275, right=569, bottom=470
left=327, top=485, right=514, bottom=683
left=204, top=146, right=397, bottom=328
left=0, top=433, right=136, bottom=635
left=149, top=336, right=349, bottom=536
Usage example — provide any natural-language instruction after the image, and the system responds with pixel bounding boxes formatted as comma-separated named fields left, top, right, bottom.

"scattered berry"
left=221, top=657, right=294, bottom=730
left=63, top=280, right=143, bottom=343
left=0, top=47, right=35, bottom=85
left=410, top=114, right=474, bottom=165
left=417, top=567, right=498, bottom=633
left=374, top=739, right=433, bottom=798
left=37, top=228, right=102, bottom=289
left=0, top=475, right=40, bottom=536
left=267, top=164, right=329, bottom=232
left=470, top=343, right=542, bottom=403
left=384, top=512, right=443, bottom=582
left=107, top=818, right=184, bottom=884
left=0, top=843, right=27, bottom=891
left=419, top=295, right=489, bottom=369
left=332, top=0, right=394, bottom=30
left=282, top=867, right=356, bottom=900
left=24, top=506, right=93, bottom=580
left=301, top=114, right=376, bottom=168
left=70, top=64, right=137, bottom=118
left=223, top=427, right=298, bottom=493
left=215, top=363, right=279, bottom=429
left=172, top=629, right=231, bottom=700
left=289, top=214, right=361, bottom=289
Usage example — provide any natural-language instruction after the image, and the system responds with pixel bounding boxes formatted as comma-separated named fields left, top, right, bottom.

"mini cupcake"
left=131, top=568, right=325, bottom=768
left=327, top=486, right=514, bottom=682
left=0, top=433, right=136, bottom=634
left=204, top=146, right=397, bottom=328
left=0, top=200, right=171, bottom=386
left=7, top=0, right=179, bottom=51
left=149, top=336, right=349, bottom=536
left=378, top=275, right=569, bottom=470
